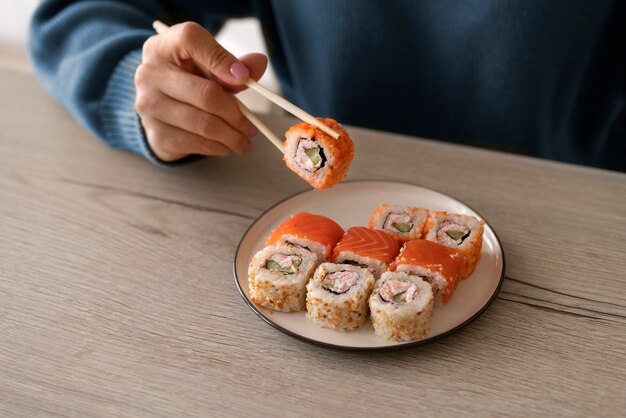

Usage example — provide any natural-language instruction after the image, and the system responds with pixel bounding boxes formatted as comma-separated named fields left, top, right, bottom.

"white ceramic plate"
left=234, top=181, right=505, bottom=350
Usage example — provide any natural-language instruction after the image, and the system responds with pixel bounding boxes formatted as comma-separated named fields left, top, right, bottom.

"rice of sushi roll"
left=248, top=244, right=319, bottom=312
left=368, top=204, right=429, bottom=242
left=283, top=118, right=354, bottom=190
left=424, top=211, right=484, bottom=278
left=390, top=239, right=465, bottom=306
left=306, top=263, right=375, bottom=331
left=369, top=271, right=434, bottom=341
left=333, top=226, right=400, bottom=278
left=265, top=212, right=344, bottom=262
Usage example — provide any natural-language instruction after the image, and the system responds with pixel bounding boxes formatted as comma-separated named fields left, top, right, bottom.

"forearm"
left=30, top=1, right=160, bottom=160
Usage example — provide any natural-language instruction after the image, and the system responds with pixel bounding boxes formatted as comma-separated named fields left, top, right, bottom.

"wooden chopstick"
left=152, top=21, right=283, bottom=152
left=234, top=98, right=283, bottom=151
left=244, top=80, right=340, bottom=139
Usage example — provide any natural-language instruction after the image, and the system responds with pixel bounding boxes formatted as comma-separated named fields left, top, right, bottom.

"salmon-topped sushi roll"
left=424, top=212, right=484, bottom=279
left=369, top=271, right=434, bottom=341
left=284, top=118, right=354, bottom=189
left=306, top=263, right=375, bottom=331
left=390, top=239, right=465, bottom=305
left=369, top=204, right=429, bottom=242
left=265, top=212, right=344, bottom=261
left=333, top=227, right=400, bottom=277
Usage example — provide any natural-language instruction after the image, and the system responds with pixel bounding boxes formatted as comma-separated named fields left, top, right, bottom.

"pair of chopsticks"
left=152, top=21, right=340, bottom=151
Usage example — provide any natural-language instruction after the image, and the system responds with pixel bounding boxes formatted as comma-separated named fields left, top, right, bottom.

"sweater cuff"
left=99, top=49, right=203, bottom=167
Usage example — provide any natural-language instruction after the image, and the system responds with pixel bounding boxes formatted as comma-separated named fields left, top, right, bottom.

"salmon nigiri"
left=390, top=239, right=465, bottom=305
left=332, top=227, right=401, bottom=277
left=266, top=212, right=344, bottom=261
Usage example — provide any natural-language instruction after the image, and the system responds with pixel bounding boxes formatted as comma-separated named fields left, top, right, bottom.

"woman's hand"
left=135, top=22, right=267, bottom=161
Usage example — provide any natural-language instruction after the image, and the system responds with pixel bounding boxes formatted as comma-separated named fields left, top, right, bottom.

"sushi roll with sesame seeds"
left=248, top=245, right=319, bottom=312
left=424, top=211, right=484, bottom=279
left=306, top=263, right=375, bottom=331
left=284, top=118, right=354, bottom=190
left=368, top=204, right=429, bottom=242
left=369, top=271, right=434, bottom=341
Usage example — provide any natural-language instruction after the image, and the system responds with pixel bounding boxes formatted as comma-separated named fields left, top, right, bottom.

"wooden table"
left=1, top=68, right=625, bottom=417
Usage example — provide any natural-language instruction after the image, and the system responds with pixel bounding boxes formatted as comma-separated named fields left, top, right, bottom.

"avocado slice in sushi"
left=393, top=222, right=413, bottom=233
left=392, top=291, right=407, bottom=303
left=265, top=256, right=302, bottom=274
left=304, top=146, right=322, bottom=167
left=446, top=230, right=470, bottom=242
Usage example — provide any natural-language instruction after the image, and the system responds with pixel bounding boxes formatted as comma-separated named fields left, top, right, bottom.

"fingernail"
left=230, top=62, right=249, bottom=81
left=243, top=141, right=253, bottom=154
left=248, top=125, right=259, bottom=137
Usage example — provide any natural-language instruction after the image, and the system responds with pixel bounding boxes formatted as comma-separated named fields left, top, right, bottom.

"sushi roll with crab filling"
left=284, top=118, right=354, bottom=190
left=390, top=239, right=465, bottom=306
left=424, top=212, right=484, bottom=278
left=369, top=271, right=434, bottom=341
left=368, top=204, right=429, bottom=242
left=265, top=212, right=344, bottom=262
left=248, top=245, right=319, bottom=312
left=333, top=227, right=400, bottom=278
left=306, top=263, right=375, bottom=331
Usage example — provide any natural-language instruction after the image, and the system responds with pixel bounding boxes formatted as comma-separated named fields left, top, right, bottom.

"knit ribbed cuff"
left=99, top=49, right=203, bottom=167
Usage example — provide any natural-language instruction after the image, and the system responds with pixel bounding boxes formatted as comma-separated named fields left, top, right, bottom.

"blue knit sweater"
left=30, top=1, right=625, bottom=171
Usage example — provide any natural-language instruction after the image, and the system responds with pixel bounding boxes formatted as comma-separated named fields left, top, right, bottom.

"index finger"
left=151, top=21, right=250, bottom=87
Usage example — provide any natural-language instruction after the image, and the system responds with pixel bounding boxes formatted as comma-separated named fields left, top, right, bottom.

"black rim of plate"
left=232, top=179, right=506, bottom=352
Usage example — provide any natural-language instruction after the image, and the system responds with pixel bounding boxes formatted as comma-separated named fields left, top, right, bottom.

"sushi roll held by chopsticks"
left=284, top=118, right=355, bottom=190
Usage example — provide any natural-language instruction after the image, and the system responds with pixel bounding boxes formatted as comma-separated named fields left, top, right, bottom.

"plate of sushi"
left=234, top=180, right=505, bottom=350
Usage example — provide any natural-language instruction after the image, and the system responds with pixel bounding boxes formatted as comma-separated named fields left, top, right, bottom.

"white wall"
left=0, top=0, right=38, bottom=45
left=0, top=0, right=39, bottom=70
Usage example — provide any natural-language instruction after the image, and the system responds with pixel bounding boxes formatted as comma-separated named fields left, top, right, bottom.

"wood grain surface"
left=1, top=69, right=625, bottom=417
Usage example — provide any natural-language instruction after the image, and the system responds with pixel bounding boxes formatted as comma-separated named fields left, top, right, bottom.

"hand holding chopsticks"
left=152, top=20, right=340, bottom=153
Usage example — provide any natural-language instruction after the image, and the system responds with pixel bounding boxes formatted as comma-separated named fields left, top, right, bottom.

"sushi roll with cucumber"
left=265, top=212, right=344, bottom=262
left=390, top=239, right=465, bottom=305
left=333, top=226, right=400, bottom=277
left=368, top=204, right=429, bottom=242
left=424, top=212, right=484, bottom=278
left=248, top=245, right=319, bottom=312
left=306, top=263, right=375, bottom=331
left=284, top=118, right=354, bottom=190
left=369, top=271, right=434, bottom=341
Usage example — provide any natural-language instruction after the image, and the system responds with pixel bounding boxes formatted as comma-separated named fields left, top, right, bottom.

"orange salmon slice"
left=333, top=227, right=400, bottom=264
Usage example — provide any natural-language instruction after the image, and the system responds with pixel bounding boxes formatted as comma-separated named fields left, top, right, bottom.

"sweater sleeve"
left=29, top=0, right=251, bottom=166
